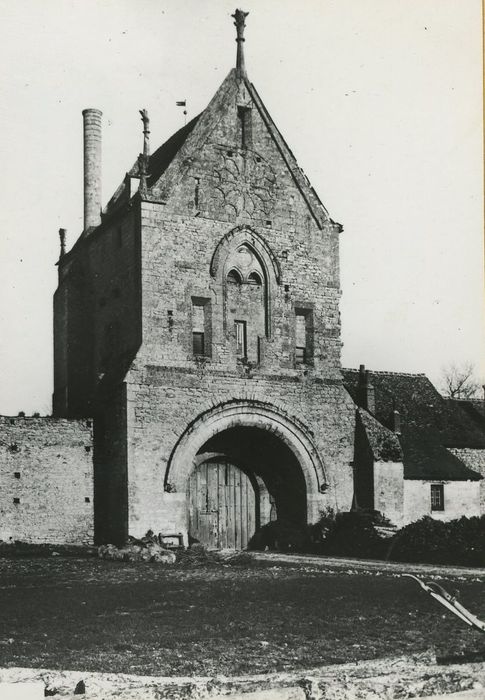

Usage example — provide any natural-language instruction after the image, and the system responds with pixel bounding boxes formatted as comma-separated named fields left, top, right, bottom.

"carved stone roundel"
left=211, top=148, right=277, bottom=218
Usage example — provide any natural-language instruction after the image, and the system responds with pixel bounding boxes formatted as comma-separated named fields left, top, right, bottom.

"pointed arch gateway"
left=166, top=400, right=327, bottom=549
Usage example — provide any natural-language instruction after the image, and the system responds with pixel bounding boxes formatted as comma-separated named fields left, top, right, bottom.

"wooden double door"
left=188, top=460, right=256, bottom=549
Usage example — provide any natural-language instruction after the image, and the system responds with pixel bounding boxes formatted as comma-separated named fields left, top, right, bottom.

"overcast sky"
left=0, top=0, right=483, bottom=415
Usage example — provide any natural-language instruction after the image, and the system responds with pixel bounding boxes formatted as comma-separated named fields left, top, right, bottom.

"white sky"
left=0, top=0, right=483, bottom=415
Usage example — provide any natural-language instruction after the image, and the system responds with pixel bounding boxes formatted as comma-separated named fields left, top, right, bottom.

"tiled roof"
left=449, top=398, right=485, bottom=427
left=146, top=114, right=201, bottom=187
left=357, top=408, right=403, bottom=462
left=342, top=368, right=485, bottom=481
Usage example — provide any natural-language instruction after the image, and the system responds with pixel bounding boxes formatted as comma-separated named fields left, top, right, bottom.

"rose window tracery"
left=211, top=148, right=276, bottom=218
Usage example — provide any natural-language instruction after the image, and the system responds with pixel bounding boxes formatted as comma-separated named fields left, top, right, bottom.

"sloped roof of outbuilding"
left=449, top=397, right=485, bottom=428
left=342, top=369, right=484, bottom=481
left=357, top=408, right=403, bottom=462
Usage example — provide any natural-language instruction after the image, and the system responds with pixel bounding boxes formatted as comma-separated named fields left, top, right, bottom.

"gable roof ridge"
left=342, top=367, right=427, bottom=378
left=244, top=78, right=336, bottom=232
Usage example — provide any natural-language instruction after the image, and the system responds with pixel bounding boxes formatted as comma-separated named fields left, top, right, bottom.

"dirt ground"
left=0, top=554, right=484, bottom=677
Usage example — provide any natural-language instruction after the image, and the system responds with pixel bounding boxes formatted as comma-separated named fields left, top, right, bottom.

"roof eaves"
left=245, top=78, right=334, bottom=232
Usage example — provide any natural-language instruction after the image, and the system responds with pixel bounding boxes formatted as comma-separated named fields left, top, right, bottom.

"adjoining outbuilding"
left=342, top=366, right=485, bottom=527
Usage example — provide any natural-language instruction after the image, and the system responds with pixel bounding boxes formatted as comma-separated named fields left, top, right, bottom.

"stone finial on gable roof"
left=138, top=109, right=150, bottom=196
left=232, top=9, right=249, bottom=77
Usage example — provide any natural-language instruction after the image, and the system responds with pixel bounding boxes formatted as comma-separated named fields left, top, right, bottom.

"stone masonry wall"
left=54, top=208, right=141, bottom=417
left=0, top=416, right=94, bottom=544
left=123, top=365, right=356, bottom=541
left=87, top=210, right=141, bottom=381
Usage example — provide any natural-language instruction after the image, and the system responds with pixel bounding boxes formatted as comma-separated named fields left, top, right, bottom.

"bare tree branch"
left=441, top=362, right=482, bottom=399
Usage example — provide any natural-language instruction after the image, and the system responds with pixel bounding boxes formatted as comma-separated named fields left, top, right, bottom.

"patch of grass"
left=0, top=558, right=483, bottom=676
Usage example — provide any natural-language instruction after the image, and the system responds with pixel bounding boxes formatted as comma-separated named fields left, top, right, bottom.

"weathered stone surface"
left=1, top=655, right=485, bottom=700
left=0, top=416, right=93, bottom=545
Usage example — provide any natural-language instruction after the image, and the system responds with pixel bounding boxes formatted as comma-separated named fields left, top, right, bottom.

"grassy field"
left=0, top=556, right=484, bottom=676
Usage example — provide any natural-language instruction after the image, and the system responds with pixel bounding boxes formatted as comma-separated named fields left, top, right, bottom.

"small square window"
left=85, top=497, right=91, bottom=503
left=431, top=484, right=444, bottom=511
left=13, top=498, right=20, bottom=505
left=14, top=472, right=20, bottom=479
left=193, top=332, right=205, bottom=356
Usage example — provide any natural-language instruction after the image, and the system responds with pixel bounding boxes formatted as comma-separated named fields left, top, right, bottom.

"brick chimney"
left=358, top=364, right=376, bottom=415
left=392, top=406, right=401, bottom=435
left=82, top=108, right=102, bottom=231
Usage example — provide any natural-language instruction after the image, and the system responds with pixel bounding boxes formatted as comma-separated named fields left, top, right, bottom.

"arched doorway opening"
left=187, top=426, right=307, bottom=549
left=166, top=399, right=327, bottom=549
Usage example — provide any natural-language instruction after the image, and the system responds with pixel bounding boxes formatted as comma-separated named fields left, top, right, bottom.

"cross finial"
left=139, top=108, right=150, bottom=158
left=232, top=9, right=249, bottom=77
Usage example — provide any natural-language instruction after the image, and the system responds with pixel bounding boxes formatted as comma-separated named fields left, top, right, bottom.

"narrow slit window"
left=192, top=332, right=205, bottom=356
left=295, top=312, right=307, bottom=365
left=235, top=320, right=247, bottom=358
left=431, top=484, right=444, bottom=511
left=237, top=106, right=252, bottom=149
left=192, top=301, right=208, bottom=357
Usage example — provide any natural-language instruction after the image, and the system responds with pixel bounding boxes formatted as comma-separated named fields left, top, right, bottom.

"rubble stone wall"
left=0, top=416, right=94, bottom=544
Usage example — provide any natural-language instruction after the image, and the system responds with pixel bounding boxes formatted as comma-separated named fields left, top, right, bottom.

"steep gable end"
left=145, top=69, right=338, bottom=232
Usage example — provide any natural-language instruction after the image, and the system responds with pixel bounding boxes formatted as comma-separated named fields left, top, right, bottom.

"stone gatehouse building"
left=1, top=10, right=484, bottom=547
left=53, top=9, right=356, bottom=547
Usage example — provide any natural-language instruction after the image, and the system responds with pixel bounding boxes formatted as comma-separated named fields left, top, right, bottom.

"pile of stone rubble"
left=97, top=532, right=176, bottom=564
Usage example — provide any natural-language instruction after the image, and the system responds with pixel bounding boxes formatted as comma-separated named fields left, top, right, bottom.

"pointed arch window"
left=227, top=269, right=242, bottom=285
left=248, top=271, right=262, bottom=286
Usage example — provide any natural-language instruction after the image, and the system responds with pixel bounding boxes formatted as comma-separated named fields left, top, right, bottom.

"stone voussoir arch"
left=210, top=225, right=281, bottom=284
left=165, top=399, right=327, bottom=502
